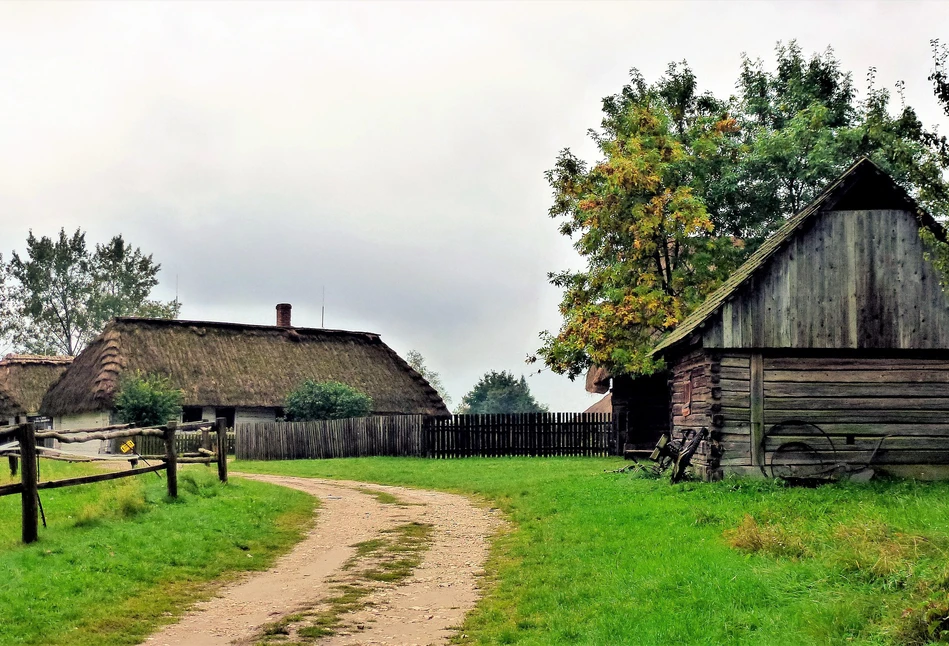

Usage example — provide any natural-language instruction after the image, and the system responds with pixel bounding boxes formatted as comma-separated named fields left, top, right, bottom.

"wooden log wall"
left=762, top=356, right=949, bottom=472
left=716, top=354, right=753, bottom=470
left=709, top=353, right=949, bottom=475
left=670, top=349, right=723, bottom=479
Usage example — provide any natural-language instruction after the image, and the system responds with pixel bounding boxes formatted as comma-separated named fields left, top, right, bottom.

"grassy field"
left=0, top=461, right=314, bottom=646
left=237, top=457, right=949, bottom=646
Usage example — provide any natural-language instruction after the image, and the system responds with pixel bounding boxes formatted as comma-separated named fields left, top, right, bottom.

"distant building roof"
left=584, top=392, right=611, bottom=414
left=41, top=318, right=449, bottom=418
left=0, top=354, right=74, bottom=416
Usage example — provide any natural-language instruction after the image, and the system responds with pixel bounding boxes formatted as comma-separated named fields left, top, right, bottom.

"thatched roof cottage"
left=41, top=304, right=449, bottom=430
left=0, top=354, right=73, bottom=426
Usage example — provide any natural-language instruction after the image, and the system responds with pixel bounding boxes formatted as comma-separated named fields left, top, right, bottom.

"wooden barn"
left=41, top=304, right=449, bottom=431
left=644, top=157, right=949, bottom=479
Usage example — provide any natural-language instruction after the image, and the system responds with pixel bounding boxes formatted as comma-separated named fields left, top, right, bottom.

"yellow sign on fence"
left=120, top=440, right=135, bottom=454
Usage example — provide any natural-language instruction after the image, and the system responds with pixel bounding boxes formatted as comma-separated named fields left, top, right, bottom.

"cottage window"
left=182, top=407, right=203, bottom=423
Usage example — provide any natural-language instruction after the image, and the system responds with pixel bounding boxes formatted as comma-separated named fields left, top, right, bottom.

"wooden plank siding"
left=703, top=210, right=949, bottom=350
left=710, top=353, right=949, bottom=473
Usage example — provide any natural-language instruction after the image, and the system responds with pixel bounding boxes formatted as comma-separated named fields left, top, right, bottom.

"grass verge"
left=236, top=457, right=949, bottom=646
left=0, top=461, right=314, bottom=646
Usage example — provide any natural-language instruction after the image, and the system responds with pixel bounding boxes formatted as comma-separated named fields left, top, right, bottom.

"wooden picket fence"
left=429, top=413, right=612, bottom=458
left=236, top=416, right=429, bottom=460
left=236, top=413, right=613, bottom=460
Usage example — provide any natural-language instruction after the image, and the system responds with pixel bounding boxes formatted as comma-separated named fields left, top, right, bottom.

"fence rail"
left=117, top=431, right=236, bottom=457
left=236, top=413, right=613, bottom=461
left=1, top=418, right=229, bottom=544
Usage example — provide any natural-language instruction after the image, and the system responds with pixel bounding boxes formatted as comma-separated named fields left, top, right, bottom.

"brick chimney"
left=276, top=303, right=292, bottom=327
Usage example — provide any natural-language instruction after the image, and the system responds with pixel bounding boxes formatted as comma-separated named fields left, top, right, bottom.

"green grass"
left=0, top=461, right=315, bottom=646
left=236, top=457, right=949, bottom=645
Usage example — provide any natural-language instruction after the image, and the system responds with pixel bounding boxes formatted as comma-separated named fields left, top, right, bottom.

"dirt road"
left=144, top=475, right=500, bottom=646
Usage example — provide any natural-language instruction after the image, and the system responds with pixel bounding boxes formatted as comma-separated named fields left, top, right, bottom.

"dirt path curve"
left=145, top=475, right=501, bottom=646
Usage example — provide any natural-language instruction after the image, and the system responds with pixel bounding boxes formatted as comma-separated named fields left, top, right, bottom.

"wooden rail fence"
left=0, top=418, right=229, bottom=544
left=236, top=413, right=613, bottom=460
left=118, top=431, right=237, bottom=457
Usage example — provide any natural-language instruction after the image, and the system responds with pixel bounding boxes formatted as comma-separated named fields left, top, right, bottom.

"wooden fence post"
left=8, top=456, right=17, bottom=477
left=216, top=417, right=228, bottom=483
left=165, top=421, right=178, bottom=498
left=20, top=423, right=38, bottom=544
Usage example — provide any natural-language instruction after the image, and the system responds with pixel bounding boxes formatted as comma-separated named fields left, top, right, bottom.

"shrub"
left=113, top=371, right=183, bottom=427
left=284, top=380, right=373, bottom=421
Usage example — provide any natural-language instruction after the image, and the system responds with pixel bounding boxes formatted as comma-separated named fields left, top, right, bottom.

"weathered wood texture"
left=704, top=210, right=949, bottom=349
left=429, top=413, right=611, bottom=458
left=670, top=350, right=721, bottom=479
left=713, top=353, right=949, bottom=472
left=237, top=415, right=430, bottom=460
left=20, top=424, right=38, bottom=543
left=236, top=414, right=612, bottom=460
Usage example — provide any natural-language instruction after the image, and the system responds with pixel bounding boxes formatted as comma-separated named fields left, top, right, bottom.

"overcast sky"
left=1, top=1, right=947, bottom=410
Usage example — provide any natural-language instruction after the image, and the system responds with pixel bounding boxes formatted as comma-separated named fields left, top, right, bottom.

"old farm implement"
left=618, top=427, right=708, bottom=483
left=0, top=418, right=228, bottom=543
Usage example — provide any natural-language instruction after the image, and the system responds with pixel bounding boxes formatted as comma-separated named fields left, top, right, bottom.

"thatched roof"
left=585, top=366, right=611, bottom=394
left=652, top=157, right=944, bottom=356
left=584, top=393, right=611, bottom=414
left=0, top=355, right=74, bottom=417
left=40, top=318, right=449, bottom=417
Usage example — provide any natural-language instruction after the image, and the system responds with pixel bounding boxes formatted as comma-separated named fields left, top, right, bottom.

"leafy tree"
left=4, top=229, right=180, bottom=356
left=406, top=350, right=452, bottom=407
left=538, top=69, right=742, bottom=378
left=456, top=371, right=547, bottom=414
left=284, top=380, right=373, bottom=421
left=539, top=41, right=949, bottom=380
left=113, top=371, right=183, bottom=427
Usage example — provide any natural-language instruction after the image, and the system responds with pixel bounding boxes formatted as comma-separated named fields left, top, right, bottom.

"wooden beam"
left=216, top=417, right=228, bottom=483
left=750, top=353, right=765, bottom=467
left=165, top=421, right=178, bottom=498
left=36, top=428, right=164, bottom=443
left=0, top=482, right=23, bottom=497
left=20, top=424, right=38, bottom=544
left=35, top=464, right=166, bottom=490
left=35, top=423, right=134, bottom=437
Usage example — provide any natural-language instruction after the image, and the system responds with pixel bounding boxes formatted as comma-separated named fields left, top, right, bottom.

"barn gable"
left=654, top=157, right=949, bottom=354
